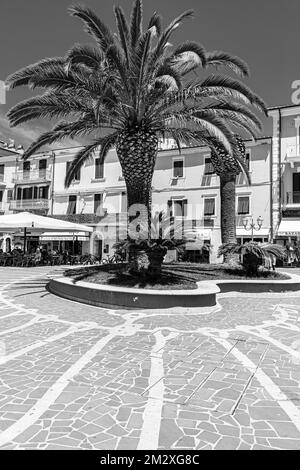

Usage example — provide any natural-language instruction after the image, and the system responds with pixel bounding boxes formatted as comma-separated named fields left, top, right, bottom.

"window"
left=168, top=198, right=187, bottom=217
left=245, top=152, right=250, bottom=170
left=94, top=193, right=103, bottom=215
left=237, top=196, right=250, bottom=215
left=38, top=186, right=49, bottom=199
left=39, top=159, right=47, bottom=178
left=67, top=195, right=77, bottom=215
left=121, top=191, right=127, bottom=212
left=0, top=164, right=4, bottom=182
left=66, top=161, right=80, bottom=182
left=204, top=158, right=214, bottom=175
left=0, top=191, right=3, bottom=202
left=7, top=189, right=13, bottom=201
left=23, top=187, right=33, bottom=200
left=204, top=198, right=215, bottom=216
left=173, top=159, right=184, bottom=178
left=95, top=158, right=104, bottom=179
left=23, top=161, right=30, bottom=179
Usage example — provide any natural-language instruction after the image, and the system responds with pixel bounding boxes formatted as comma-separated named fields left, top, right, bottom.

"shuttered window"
left=94, top=193, right=103, bottom=214
left=237, top=196, right=249, bottom=214
left=0, top=164, right=4, bottom=182
left=168, top=198, right=187, bottom=217
left=204, top=198, right=215, bottom=216
left=204, top=158, right=214, bottom=175
left=67, top=195, right=77, bottom=215
left=95, top=158, right=104, bottom=179
left=173, top=159, right=184, bottom=178
left=66, top=162, right=80, bottom=182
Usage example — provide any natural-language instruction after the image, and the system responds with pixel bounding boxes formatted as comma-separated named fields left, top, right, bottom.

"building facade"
left=2, top=104, right=300, bottom=262
left=269, top=105, right=300, bottom=257
left=0, top=132, right=274, bottom=262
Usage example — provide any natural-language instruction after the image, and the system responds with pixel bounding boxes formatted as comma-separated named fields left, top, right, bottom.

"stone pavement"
left=0, top=266, right=300, bottom=450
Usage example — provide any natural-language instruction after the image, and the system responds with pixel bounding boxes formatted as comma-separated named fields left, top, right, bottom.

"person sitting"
left=34, top=247, right=42, bottom=264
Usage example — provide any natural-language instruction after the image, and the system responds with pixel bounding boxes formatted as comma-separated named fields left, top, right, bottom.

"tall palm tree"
left=6, top=0, right=266, bottom=273
left=210, top=134, right=248, bottom=260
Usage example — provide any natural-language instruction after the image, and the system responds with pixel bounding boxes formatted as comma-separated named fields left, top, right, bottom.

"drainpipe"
left=50, top=152, right=55, bottom=215
left=269, top=138, right=273, bottom=242
left=278, top=108, right=282, bottom=223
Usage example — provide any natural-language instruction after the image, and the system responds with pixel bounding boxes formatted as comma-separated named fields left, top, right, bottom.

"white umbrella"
left=0, top=212, right=93, bottom=252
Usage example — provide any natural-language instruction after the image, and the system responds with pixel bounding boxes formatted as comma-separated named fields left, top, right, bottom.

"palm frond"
left=150, top=10, right=194, bottom=68
left=22, top=119, right=97, bottom=159
left=64, top=140, right=97, bottom=187
left=170, top=41, right=206, bottom=70
left=6, top=57, right=65, bottom=89
left=7, top=92, right=90, bottom=127
left=148, top=11, right=162, bottom=36
left=66, top=43, right=103, bottom=69
left=114, top=6, right=130, bottom=65
left=130, top=0, right=143, bottom=48
left=205, top=51, right=250, bottom=77
left=69, top=4, right=116, bottom=51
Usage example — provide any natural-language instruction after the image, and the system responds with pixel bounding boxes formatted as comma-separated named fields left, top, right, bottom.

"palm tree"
left=218, top=241, right=286, bottom=276
left=114, top=211, right=195, bottom=277
left=210, top=134, right=249, bottom=260
left=6, top=0, right=266, bottom=273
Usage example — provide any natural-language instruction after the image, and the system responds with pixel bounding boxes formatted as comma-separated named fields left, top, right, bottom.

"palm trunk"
left=220, top=173, right=237, bottom=262
left=116, top=128, right=158, bottom=275
left=148, top=246, right=167, bottom=279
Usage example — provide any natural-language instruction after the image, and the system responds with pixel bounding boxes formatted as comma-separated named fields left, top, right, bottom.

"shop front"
left=39, top=231, right=90, bottom=255
left=276, top=219, right=300, bottom=265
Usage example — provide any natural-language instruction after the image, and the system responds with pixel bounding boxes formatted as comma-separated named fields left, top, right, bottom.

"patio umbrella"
left=0, top=212, right=93, bottom=252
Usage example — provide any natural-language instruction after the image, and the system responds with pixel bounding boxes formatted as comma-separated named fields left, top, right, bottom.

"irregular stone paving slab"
left=0, top=267, right=300, bottom=449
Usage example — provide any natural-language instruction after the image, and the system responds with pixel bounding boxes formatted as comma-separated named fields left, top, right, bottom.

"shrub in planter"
left=114, top=212, right=195, bottom=279
left=218, top=241, right=287, bottom=276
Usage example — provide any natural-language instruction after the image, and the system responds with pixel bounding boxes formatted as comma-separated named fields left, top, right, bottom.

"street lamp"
left=242, top=216, right=263, bottom=241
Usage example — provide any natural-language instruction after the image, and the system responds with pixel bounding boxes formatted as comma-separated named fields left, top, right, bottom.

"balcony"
left=9, top=199, right=49, bottom=211
left=286, top=145, right=300, bottom=166
left=12, top=169, right=52, bottom=184
left=286, top=191, right=300, bottom=205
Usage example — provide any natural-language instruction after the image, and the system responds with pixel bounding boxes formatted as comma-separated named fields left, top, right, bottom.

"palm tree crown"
left=6, top=0, right=266, bottom=188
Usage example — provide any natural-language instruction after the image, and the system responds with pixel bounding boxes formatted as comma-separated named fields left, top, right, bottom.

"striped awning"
left=277, top=220, right=300, bottom=236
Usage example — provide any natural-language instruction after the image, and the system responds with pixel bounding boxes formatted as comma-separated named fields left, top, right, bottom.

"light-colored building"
left=6, top=102, right=300, bottom=262
left=269, top=104, right=300, bottom=255
left=0, top=134, right=273, bottom=262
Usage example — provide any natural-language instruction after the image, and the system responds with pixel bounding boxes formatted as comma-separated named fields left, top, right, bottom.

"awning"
left=236, top=228, right=269, bottom=237
left=40, top=231, right=90, bottom=242
left=0, top=212, right=93, bottom=233
left=277, top=220, right=300, bottom=236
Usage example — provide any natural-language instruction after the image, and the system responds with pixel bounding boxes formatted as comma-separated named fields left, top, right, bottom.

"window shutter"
left=182, top=199, right=188, bottom=217
left=167, top=199, right=173, bottom=217
left=204, top=158, right=214, bottom=175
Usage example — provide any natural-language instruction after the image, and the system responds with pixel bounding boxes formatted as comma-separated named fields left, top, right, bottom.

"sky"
left=0, top=0, right=299, bottom=148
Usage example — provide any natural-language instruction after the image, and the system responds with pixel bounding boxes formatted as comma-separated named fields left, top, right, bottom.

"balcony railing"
left=9, top=199, right=49, bottom=211
left=286, top=145, right=300, bottom=160
left=12, top=169, right=52, bottom=183
left=286, top=191, right=300, bottom=205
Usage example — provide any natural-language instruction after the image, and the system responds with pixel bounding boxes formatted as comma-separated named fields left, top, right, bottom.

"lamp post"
left=242, top=216, right=263, bottom=241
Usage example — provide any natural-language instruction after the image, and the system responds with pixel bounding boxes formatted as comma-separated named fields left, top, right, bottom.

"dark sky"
left=0, top=0, right=299, bottom=147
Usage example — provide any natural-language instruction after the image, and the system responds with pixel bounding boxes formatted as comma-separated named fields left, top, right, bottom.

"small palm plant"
left=114, top=212, right=195, bottom=277
left=6, top=0, right=266, bottom=273
left=218, top=241, right=287, bottom=276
